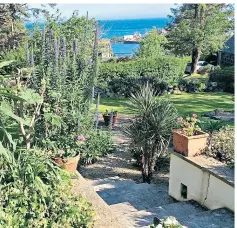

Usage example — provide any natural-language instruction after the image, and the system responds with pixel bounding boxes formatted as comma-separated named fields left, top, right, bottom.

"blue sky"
left=30, top=4, right=174, bottom=20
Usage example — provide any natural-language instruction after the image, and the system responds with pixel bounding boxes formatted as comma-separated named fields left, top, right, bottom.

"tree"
left=122, top=84, right=178, bottom=183
left=136, top=28, right=167, bottom=58
left=0, top=4, right=56, bottom=54
left=166, top=4, right=234, bottom=73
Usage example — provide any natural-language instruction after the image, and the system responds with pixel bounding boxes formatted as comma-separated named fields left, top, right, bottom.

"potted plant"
left=172, top=114, right=209, bottom=157
left=52, top=135, right=86, bottom=172
left=102, top=110, right=118, bottom=126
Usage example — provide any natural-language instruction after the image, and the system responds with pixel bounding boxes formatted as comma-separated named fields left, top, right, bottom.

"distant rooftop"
left=222, top=35, right=235, bottom=55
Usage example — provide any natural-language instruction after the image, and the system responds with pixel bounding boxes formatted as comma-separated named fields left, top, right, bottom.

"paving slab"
left=179, top=208, right=234, bottom=228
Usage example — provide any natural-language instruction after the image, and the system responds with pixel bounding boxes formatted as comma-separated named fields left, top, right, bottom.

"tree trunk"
left=191, top=47, right=201, bottom=74
left=141, top=154, right=149, bottom=183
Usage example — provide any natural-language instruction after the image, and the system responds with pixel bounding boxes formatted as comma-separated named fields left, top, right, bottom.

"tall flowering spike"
left=26, top=42, right=30, bottom=65
left=73, top=38, right=78, bottom=55
left=49, top=29, right=53, bottom=46
left=54, top=39, right=59, bottom=60
left=57, top=38, right=60, bottom=57
left=42, top=26, right=46, bottom=43
left=62, top=37, right=67, bottom=60
left=30, top=49, right=34, bottom=66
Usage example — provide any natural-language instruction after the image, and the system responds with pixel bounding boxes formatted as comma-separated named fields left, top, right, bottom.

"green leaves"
left=0, top=102, right=28, bottom=125
left=44, top=113, right=62, bottom=127
left=0, top=60, right=15, bottom=69
left=18, top=88, right=43, bottom=105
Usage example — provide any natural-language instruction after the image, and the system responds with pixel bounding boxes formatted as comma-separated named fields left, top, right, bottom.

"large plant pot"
left=53, top=154, right=80, bottom=172
left=172, top=129, right=209, bottom=157
left=103, top=114, right=118, bottom=126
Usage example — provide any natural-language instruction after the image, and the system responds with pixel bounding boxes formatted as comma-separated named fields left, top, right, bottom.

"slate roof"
left=222, top=35, right=235, bottom=55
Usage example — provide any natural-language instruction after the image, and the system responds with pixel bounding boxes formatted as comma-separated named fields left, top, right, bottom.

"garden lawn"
left=93, top=92, right=234, bottom=117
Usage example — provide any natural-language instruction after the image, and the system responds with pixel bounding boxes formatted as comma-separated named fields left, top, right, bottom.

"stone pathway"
left=79, top=114, right=170, bottom=185
left=79, top=114, right=234, bottom=228
left=90, top=176, right=234, bottom=228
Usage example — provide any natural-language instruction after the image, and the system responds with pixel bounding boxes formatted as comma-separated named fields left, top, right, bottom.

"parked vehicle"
left=185, top=61, right=214, bottom=74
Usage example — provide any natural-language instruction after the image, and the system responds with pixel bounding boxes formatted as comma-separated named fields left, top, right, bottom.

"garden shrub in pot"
left=172, top=114, right=209, bottom=157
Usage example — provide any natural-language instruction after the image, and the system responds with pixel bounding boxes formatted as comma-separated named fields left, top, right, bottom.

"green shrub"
left=206, top=125, right=234, bottom=167
left=0, top=146, right=95, bottom=227
left=179, top=74, right=208, bottom=92
left=108, top=77, right=168, bottom=97
left=81, top=130, right=113, bottom=165
left=98, top=56, right=190, bottom=94
left=208, top=66, right=234, bottom=93
left=199, top=118, right=225, bottom=134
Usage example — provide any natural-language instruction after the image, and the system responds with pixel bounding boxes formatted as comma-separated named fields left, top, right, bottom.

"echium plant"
left=177, top=113, right=201, bottom=136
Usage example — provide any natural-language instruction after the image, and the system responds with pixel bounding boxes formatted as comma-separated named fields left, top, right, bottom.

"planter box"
left=53, top=154, right=80, bottom=172
left=172, top=129, right=209, bottom=157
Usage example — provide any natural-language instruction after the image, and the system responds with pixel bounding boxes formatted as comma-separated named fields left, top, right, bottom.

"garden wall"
left=169, top=151, right=234, bottom=212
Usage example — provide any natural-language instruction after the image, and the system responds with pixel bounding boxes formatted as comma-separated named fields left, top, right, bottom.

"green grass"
left=93, top=92, right=234, bottom=118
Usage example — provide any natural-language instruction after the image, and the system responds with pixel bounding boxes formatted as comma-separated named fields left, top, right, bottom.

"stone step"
left=179, top=208, right=235, bottom=228
left=93, top=179, right=175, bottom=210
left=112, top=200, right=207, bottom=228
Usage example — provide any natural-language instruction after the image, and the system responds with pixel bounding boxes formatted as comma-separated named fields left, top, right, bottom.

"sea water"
left=25, top=17, right=169, bottom=57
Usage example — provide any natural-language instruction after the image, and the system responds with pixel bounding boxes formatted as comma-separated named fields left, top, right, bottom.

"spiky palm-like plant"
left=123, top=84, right=178, bottom=183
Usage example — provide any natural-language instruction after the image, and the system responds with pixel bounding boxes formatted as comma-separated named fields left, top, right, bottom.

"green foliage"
left=199, top=117, right=225, bottom=134
left=0, top=146, right=95, bottom=227
left=206, top=125, right=234, bottom=167
left=179, top=74, right=209, bottom=92
left=123, top=84, right=178, bottom=183
left=150, top=216, right=183, bottom=228
left=81, top=130, right=113, bottom=165
left=108, top=77, right=168, bottom=97
left=208, top=66, right=234, bottom=93
left=177, top=114, right=201, bottom=136
left=98, top=56, right=190, bottom=95
left=166, top=4, right=234, bottom=73
left=137, top=28, right=167, bottom=58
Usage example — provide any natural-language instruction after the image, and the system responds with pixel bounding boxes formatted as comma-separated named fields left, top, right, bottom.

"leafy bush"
left=0, top=146, right=95, bottom=227
left=98, top=56, right=190, bottom=95
left=178, top=74, right=208, bottom=92
left=81, top=130, right=113, bottom=165
left=199, top=118, right=225, bottom=134
left=108, top=77, right=168, bottom=97
left=208, top=66, right=234, bottom=93
left=206, top=126, right=234, bottom=167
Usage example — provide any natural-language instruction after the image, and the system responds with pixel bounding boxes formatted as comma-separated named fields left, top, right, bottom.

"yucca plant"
left=123, top=83, right=178, bottom=183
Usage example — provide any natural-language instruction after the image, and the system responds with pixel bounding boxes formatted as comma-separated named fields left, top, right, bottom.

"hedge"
left=97, top=56, right=190, bottom=90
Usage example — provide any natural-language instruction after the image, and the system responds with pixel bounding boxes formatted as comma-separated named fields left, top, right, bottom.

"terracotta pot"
left=172, top=129, right=209, bottom=157
left=53, top=154, right=80, bottom=172
left=112, top=115, right=118, bottom=126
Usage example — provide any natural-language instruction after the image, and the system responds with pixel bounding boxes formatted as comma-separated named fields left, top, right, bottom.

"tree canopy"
left=136, top=28, right=167, bottom=58
left=166, top=4, right=234, bottom=73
